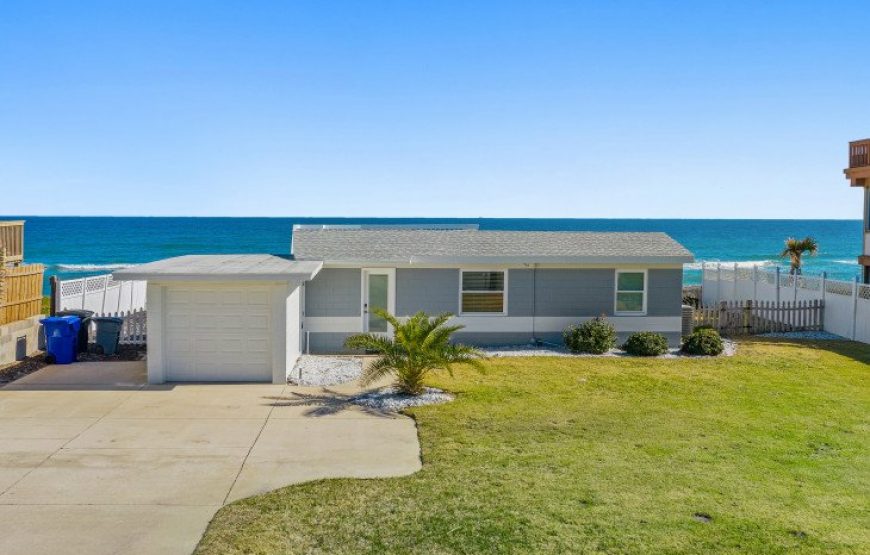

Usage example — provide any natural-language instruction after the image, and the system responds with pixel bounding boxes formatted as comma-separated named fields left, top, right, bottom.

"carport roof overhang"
left=111, top=255, right=323, bottom=282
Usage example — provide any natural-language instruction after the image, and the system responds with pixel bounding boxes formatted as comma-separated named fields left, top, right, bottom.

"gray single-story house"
left=114, top=225, right=693, bottom=384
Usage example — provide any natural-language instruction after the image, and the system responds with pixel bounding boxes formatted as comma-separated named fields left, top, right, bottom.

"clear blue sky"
left=1, top=1, right=866, bottom=218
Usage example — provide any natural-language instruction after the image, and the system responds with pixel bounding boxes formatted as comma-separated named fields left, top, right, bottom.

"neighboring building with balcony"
left=844, top=139, right=870, bottom=283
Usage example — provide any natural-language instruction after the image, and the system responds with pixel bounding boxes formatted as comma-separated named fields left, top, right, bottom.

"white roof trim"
left=311, top=255, right=693, bottom=265
left=408, top=255, right=694, bottom=264
left=112, top=255, right=323, bottom=282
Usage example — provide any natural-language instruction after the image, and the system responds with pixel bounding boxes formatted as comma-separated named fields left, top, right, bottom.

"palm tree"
left=780, top=236, right=818, bottom=275
left=344, top=309, right=485, bottom=396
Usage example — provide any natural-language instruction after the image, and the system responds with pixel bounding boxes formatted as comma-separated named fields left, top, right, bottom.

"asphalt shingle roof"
left=291, top=228, right=693, bottom=264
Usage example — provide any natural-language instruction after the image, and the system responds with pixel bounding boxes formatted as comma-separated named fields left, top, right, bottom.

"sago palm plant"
left=780, top=236, right=818, bottom=275
left=344, top=309, right=485, bottom=396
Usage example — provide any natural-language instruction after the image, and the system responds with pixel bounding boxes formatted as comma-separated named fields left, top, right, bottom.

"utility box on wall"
left=15, top=335, right=26, bottom=361
left=0, top=315, right=42, bottom=366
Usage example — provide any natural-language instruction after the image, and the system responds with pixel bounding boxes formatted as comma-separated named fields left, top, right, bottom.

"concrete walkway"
left=0, top=361, right=421, bottom=555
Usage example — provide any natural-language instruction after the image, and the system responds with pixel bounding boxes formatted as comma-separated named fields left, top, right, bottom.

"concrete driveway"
left=0, top=361, right=421, bottom=555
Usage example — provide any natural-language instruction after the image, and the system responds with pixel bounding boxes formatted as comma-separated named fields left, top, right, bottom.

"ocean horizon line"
left=0, top=215, right=863, bottom=222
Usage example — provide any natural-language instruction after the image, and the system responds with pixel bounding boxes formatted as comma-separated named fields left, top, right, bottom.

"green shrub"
left=622, top=332, right=669, bottom=356
left=563, top=317, right=617, bottom=354
left=681, top=328, right=725, bottom=356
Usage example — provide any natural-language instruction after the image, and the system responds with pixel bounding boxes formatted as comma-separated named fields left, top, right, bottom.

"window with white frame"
left=615, top=270, right=646, bottom=314
left=461, top=271, right=505, bottom=314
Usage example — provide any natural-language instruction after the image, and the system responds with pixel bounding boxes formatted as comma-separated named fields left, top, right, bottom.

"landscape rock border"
left=482, top=340, right=737, bottom=358
left=352, top=387, right=454, bottom=411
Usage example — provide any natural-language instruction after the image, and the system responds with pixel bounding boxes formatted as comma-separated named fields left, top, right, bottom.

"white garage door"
left=163, top=285, right=273, bottom=382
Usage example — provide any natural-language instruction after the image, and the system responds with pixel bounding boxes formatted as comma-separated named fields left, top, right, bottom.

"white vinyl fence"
left=57, top=274, right=146, bottom=314
left=702, top=263, right=870, bottom=343
left=56, top=274, right=148, bottom=346
left=101, top=309, right=147, bottom=345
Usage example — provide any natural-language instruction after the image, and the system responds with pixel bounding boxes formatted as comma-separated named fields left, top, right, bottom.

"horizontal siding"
left=647, top=269, right=683, bottom=317
left=396, top=269, right=459, bottom=315
left=531, top=269, right=615, bottom=316
left=303, top=266, right=685, bottom=352
left=507, top=269, right=534, bottom=315
left=305, top=268, right=361, bottom=317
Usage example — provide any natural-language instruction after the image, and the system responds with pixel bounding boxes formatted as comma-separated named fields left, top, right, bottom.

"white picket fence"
left=693, top=299, right=824, bottom=334
left=702, top=263, right=870, bottom=343
left=57, top=274, right=146, bottom=314
left=97, top=309, right=147, bottom=345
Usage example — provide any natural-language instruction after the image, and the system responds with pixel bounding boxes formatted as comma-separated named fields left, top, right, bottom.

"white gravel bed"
left=351, top=387, right=454, bottom=411
left=289, top=355, right=362, bottom=386
left=482, top=341, right=737, bottom=358
left=482, top=344, right=574, bottom=357
left=757, top=331, right=845, bottom=340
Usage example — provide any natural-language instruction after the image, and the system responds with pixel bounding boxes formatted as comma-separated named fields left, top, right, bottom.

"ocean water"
left=1, top=216, right=862, bottom=294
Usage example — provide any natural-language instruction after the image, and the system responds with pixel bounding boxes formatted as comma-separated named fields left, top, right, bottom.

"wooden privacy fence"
left=0, top=262, right=45, bottom=326
left=693, top=300, right=824, bottom=335
left=0, top=221, right=24, bottom=264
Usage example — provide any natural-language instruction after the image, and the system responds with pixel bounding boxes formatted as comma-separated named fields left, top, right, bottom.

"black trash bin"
left=55, top=309, right=94, bottom=352
left=92, top=317, right=124, bottom=355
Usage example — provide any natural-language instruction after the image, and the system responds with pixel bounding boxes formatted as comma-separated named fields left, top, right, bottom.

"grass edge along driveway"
left=196, top=339, right=869, bottom=555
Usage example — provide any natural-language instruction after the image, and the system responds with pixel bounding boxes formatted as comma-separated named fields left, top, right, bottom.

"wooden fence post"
left=716, top=263, right=722, bottom=302
left=743, top=300, right=752, bottom=334
left=0, top=248, right=6, bottom=323
left=50, top=276, right=58, bottom=316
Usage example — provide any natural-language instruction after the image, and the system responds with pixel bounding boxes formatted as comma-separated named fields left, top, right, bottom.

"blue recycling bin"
left=55, top=309, right=94, bottom=352
left=40, top=316, right=81, bottom=364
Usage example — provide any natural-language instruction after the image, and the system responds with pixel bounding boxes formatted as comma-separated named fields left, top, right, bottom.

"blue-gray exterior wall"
left=305, top=268, right=683, bottom=317
left=305, top=268, right=361, bottom=317
left=392, top=268, right=681, bottom=318
left=395, top=269, right=458, bottom=315
left=514, top=268, right=615, bottom=317
left=305, top=267, right=683, bottom=353
left=646, top=269, right=683, bottom=317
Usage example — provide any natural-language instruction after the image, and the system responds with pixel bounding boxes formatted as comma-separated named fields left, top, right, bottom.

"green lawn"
left=197, top=340, right=869, bottom=554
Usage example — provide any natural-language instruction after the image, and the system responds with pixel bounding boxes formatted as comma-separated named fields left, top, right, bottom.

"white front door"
left=362, top=269, right=395, bottom=335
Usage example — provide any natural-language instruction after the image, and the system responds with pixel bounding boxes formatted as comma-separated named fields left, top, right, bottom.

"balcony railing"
left=0, top=221, right=24, bottom=264
left=849, top=139, right=870, bottom=168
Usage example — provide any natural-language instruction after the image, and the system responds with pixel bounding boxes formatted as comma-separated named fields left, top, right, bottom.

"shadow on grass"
left=736, top=336, right=870, bottom=365
left=263, top=390, right=397, bottom=418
